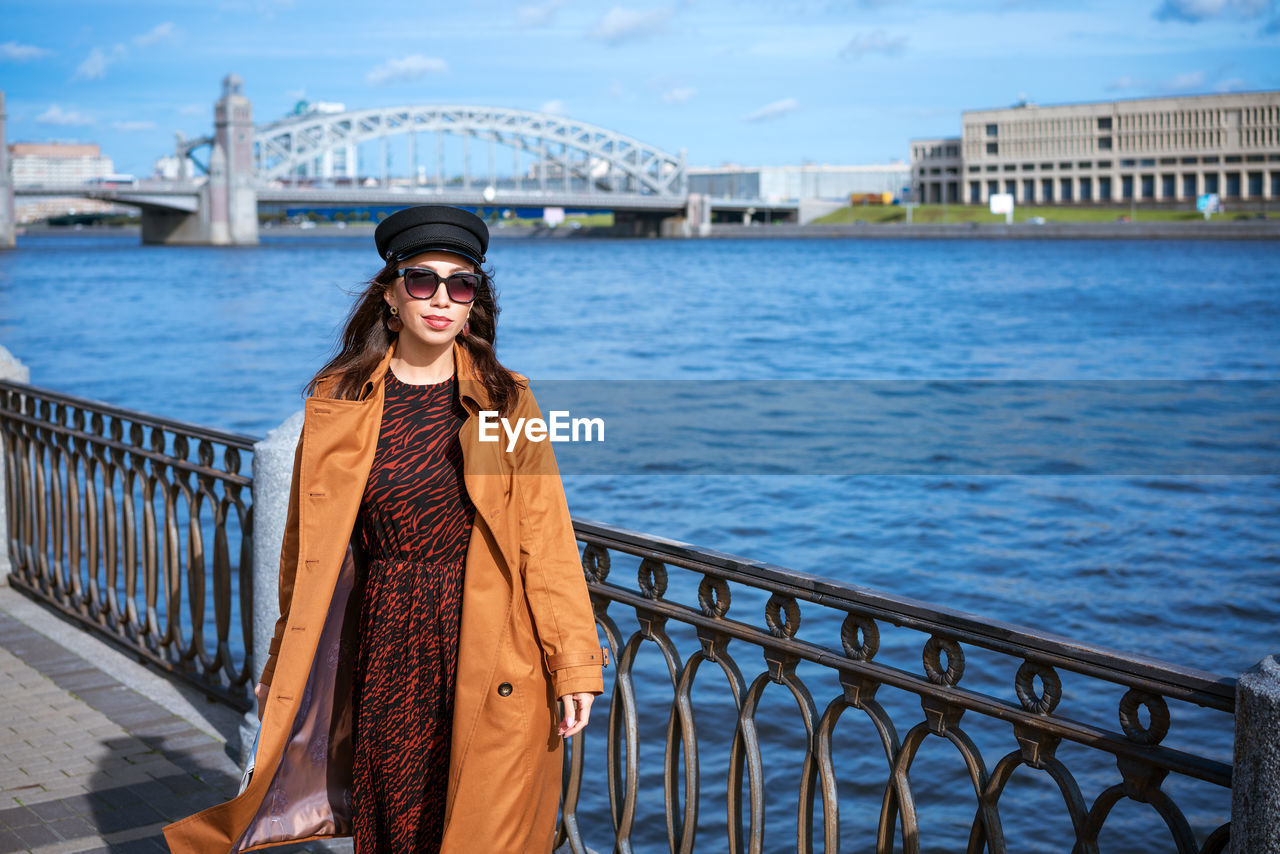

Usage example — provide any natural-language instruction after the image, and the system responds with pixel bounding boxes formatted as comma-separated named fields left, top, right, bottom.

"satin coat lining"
left=232, top=545, right=360, bottom=851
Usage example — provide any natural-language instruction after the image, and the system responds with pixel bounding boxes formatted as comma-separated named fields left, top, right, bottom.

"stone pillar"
left=214, top=73, right=259, bottom=245
left=240, top=410, right=303, bottom=766
left=1231, top=655, right=1280, bottom=853
left=0, top=91, right=15, bottom=249
left=683, top=192, right=711, bottom=237
left=207, top=141, right=230, bottom=245
left=0, top=346, right=30, bottom=586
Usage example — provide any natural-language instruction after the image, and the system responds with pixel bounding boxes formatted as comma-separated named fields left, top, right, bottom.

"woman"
left=163, top=205, right=608, bottom=854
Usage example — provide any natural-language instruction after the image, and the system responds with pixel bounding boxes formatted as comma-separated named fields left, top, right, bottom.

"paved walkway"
left=0, top=584, right=351, bottom=853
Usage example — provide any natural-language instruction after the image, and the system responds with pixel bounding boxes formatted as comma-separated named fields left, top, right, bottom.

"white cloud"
left=133, top=22, right=179, bottom=47
left=37, top=104, right=94, bottom=126
left=366, top=54, right=448, bottom=85
left=0, top=41, right=51, bottom=62
left=518, top=0, right=566, bottom=27
left=743, top=97, right=799, bottom=122
left=216, top=0, right=295, bottom=18
left=73, top=44, right=126, bottom=80
left=661, top=86, right=697, bottom=103
left=113, top=120, right=157, bottom=131
left=606, top=79, right=628, bottom=99
left=838, top=29, right=908, bottom=60
left=177, top=103, right=206, bottom=116
left=540, top=99, right=567, bottom=115
left=1106, top=75, right=1138, bottom=91
left=1214, top=76, right=1249, bottom=91
left=589, top=6, right=674, bottom=45
left=1164, top=70, right=1207, bottom=91
left=1153, top=0, right=1270, bottom=22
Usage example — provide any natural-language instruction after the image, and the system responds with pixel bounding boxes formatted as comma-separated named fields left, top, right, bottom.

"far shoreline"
left=14, top=219, right=1280, bottom=242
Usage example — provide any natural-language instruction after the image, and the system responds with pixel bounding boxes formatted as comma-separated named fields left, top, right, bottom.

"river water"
left=1, top=231, right=1277, bottom=852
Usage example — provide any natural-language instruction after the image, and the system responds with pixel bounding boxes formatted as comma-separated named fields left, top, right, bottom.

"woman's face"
left=383, top=250, right=475, bottom=346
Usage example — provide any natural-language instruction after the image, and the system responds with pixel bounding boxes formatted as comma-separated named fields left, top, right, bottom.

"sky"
left=2, top=0, right=1278, bottom=177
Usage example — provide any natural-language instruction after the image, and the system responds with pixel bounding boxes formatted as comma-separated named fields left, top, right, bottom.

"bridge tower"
left=141, top=74, right=259, bottom=246
left=213, top=73, right=258, bottom=244
left=0, top=91, right=15, bottom=249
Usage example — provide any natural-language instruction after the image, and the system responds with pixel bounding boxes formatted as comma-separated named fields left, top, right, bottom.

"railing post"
left=1231, top=654, right=1280, bottom=853
left=239, top=410, right=303, bottom=766
left=0, top=345, right=30, bottom=586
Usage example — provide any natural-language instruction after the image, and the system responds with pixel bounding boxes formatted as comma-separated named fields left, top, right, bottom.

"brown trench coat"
left=163, top=338, right=607, bottom=853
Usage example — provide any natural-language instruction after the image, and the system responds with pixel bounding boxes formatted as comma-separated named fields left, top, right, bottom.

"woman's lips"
left=422, top=315, right=452, bottom=329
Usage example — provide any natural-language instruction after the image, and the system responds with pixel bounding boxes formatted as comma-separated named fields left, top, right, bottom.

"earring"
left=386, top=304, right=403, bottom=333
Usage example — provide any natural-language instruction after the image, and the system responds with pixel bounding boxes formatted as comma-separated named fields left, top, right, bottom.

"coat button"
left=497, top=682, right=513, bottom=697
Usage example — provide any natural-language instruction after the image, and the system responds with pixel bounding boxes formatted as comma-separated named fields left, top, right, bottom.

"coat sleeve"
left=257, top=428, right=303, bottom=691
left=511, top=383, right=607, bottom=698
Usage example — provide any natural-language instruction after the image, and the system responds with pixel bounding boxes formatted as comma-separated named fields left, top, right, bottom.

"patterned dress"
left=350, top=368, right=474, bottom=853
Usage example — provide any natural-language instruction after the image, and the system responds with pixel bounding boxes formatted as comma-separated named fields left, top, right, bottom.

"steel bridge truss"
left=182, top=106, right=686, bottom=198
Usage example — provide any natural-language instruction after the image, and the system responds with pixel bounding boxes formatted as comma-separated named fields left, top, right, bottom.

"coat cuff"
left=258, top=633, right=284, bottom=688
left=551, top=664, right=605, bottom=698
left=546, top=646, right=609, bottom=697
left=545, top=647, right=609, bottom=670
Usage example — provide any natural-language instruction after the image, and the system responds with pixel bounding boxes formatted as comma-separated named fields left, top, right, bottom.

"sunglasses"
left=396, top=267, right=480, bottom=303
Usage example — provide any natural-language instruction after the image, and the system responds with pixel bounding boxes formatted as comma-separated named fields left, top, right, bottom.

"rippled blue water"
left=1, top=231, right=1277, bottom=852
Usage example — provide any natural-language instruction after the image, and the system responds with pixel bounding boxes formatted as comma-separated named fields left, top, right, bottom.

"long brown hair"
left=307, top=255, right=521, bottom=415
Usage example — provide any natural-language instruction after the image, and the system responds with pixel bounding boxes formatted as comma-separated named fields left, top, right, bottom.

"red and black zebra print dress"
left=350, top=367, right=475, bottom=853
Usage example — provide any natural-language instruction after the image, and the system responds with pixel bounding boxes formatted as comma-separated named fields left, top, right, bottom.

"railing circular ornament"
left=1015, top=660, right=1062, bottom=714
left=697, top=574, right=730, bottom=618
left=923, top=635, right=966, bottom=686
left=840, top=613, right=880, bottom=661
left=1118, top=688, right=1170, bottom=746
left=581, top=543, right=610, bottom=582
left=637, top=558, right=667, bottom=599
left=764, top=593, right=801, bottom=639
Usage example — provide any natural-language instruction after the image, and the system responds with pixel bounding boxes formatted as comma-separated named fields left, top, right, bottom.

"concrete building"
left=7, top=141, right=126, bottom=222
left=9, top=142, right=113, bottom=186
left=911, top=90, right=1280, bottom=207
left=689, top=162, right=910, bottom=203
left=910, top=138, right=962, bottom=204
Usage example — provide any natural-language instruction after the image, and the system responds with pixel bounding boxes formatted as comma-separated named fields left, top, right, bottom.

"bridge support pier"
left=0, top=91, right=16, bottom=249
left=679, top=192, right=711, bottom=237
left=612, top=210, right=671, bottom=238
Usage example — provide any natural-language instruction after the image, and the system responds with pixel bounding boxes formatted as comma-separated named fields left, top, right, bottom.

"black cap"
left=374, top=205, right=489, bottom=266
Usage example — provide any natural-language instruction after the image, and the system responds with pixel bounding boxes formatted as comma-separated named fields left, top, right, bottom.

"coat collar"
left=352, top=337, right=492, bottom=415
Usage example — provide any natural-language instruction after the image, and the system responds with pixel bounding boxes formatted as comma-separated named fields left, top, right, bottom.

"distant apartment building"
left=8, top=142, right=126, bottom=221
left=911, top=90, right=1280, bottom=206
left=689, top=162, right=910, bottom=202
left=9, top=142, right=114, bottom=186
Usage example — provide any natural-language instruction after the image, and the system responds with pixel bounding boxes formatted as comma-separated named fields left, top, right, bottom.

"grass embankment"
left=498, top=212, right=615, bottom=228
left=811, top=204, right=1255, bottom=225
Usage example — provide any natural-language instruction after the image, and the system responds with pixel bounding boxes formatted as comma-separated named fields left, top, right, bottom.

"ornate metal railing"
left=0, top=380, right=256, bottom=711
left=558, top=521, right=1235, bottom=854
left=1, top=378, right=1242, bottom=850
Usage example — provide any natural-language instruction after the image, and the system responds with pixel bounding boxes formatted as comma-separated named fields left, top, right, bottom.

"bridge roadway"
left=15, top=182, right=791, bottom=215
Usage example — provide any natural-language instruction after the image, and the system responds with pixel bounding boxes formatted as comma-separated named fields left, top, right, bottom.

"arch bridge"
left=181, top=104, right=687, bottom=200
left=2, top=76, right=779, bottom=247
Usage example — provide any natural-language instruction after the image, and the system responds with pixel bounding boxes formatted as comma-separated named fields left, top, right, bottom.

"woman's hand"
left=254, top=681, right=270, bottom=721
left=557, top=692, right=594, bottom=738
